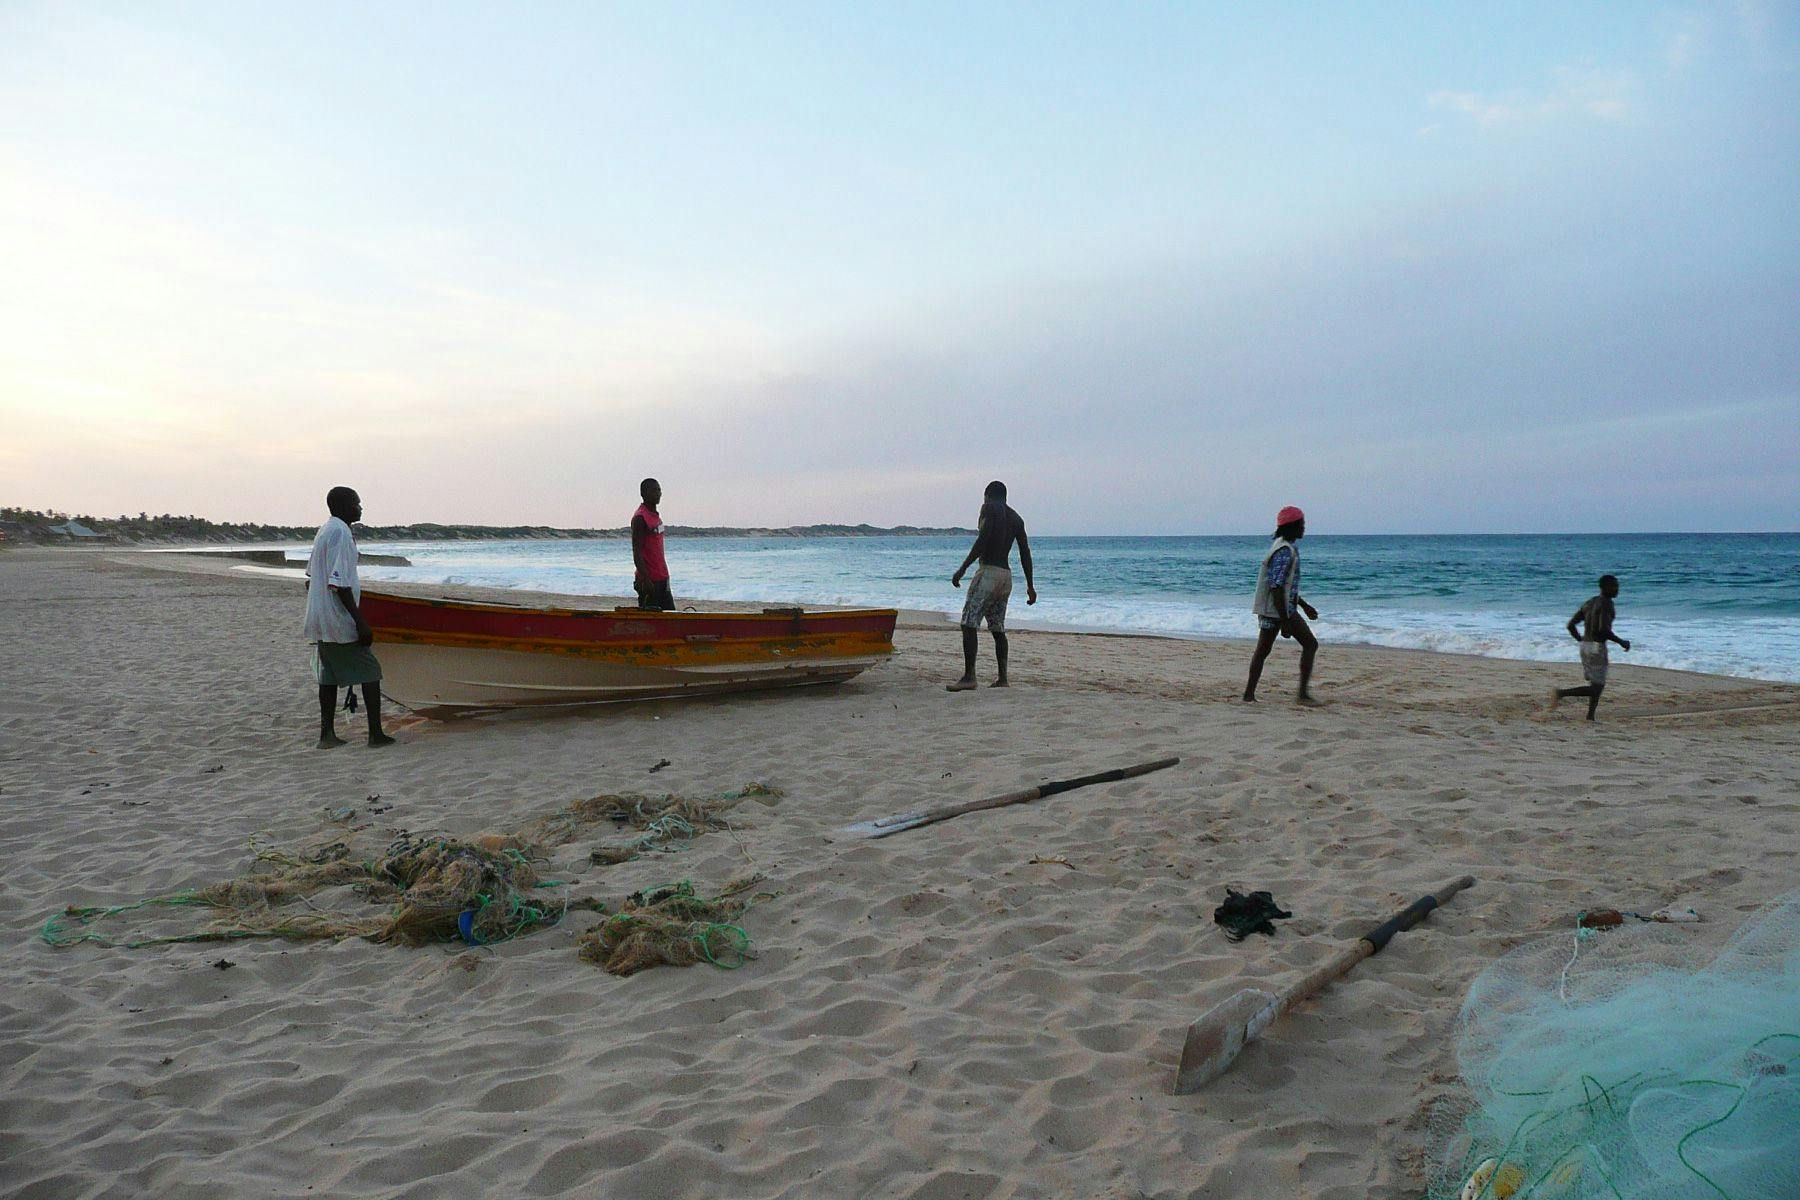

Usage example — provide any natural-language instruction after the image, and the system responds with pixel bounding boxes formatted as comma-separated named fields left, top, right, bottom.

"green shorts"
left=313, top=641, right=382, bottom=686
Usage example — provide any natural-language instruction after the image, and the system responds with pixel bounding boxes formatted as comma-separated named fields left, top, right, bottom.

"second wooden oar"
left=832, top=756, right=1180, bottom=840
left=1173, top=875, right=1476, bottom=1094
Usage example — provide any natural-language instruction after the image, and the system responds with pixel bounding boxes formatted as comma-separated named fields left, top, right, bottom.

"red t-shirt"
left=632, top=503, right=669, bottom=581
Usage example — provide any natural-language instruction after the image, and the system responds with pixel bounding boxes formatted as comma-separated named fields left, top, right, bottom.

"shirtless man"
left=1550, top=574, right=1630, bottom=720
left=948, top=481, right=1036, bottom=691
left=1243, top=505, right=1320, bottom=704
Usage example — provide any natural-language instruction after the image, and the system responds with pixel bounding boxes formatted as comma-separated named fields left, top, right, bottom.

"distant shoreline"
left=0, top=507, right=973, bottom=547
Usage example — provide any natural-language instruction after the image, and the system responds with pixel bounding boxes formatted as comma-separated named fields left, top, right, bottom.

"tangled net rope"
left=497, top=783, right=779, bottom=864
left=1426, top=891, right=1800, bottom=1199
left=43, top=784, right=780, bottom=960
left=43, top=832, right=573, bottom=949
left=576, top=876, right=772, bottom=976
left=584, top=797, right=732, bottom=864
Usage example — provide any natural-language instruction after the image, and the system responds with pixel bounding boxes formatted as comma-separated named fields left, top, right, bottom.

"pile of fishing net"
left=493, top=782, right=780, bottom=864
left=1426, top=891, right=1799, bottom=1199
left=576, top=876, right=770, bottom=976
left=45, top=788, right=777, bottom=957
left=44, top=832, right=573, bottom=949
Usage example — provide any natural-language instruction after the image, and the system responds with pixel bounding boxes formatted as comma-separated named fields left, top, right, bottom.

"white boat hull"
left=376, top=641, right=888, bottom=715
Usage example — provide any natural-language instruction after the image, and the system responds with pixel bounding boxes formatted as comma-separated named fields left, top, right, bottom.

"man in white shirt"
left=305, top=487, right=393, bottom=748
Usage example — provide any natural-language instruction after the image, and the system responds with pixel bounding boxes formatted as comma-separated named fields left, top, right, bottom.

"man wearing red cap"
left=1244, top=505, right=1320, bottom=704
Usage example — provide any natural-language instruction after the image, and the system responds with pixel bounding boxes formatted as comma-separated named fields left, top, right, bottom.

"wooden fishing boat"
left=360, top=590, right=898, bottom=717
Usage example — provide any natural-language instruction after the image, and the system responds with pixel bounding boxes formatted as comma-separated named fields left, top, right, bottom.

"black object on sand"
left=1213, top=889, right=1293, bottom=942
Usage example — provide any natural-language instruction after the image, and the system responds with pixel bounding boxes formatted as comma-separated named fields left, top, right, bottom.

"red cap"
left=1277, top=505, right=1305, bottom=526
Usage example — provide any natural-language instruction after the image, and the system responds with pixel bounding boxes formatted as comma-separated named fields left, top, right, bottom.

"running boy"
left=1550, top=574, right=1630, bottom=720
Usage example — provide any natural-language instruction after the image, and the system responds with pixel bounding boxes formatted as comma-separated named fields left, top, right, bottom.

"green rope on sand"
left=42, top=892, right=231, bottom=949
left=694, top=922, right=753, bottom=968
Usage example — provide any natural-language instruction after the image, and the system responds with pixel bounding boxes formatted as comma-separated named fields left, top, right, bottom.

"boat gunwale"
left=370, top=628, right=895, bottom=659
left=361, top=588, right=899, bottom=625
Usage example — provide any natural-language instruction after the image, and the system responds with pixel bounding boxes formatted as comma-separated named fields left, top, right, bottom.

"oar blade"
left=830, top=812, right=930, bottom=841
left=1174, top=988, right=1276, bottom=1094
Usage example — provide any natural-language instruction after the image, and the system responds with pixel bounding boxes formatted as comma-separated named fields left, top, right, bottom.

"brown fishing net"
left=486, top=783, right=779, bottom=862
left=45, top=833, right=571, bottom=948
left=44, top=785, right=779, bottom=957
left=575, top=876, right=771, bottom=976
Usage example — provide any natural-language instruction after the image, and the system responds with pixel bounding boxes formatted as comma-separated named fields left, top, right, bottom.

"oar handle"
left=885, top=787, right=1039, bottom=827
left=1036, top=756, right=1181, bottom=799
left=882, top=756, right=1181, bottom=828
left=1358, top=875, right=1475, bottom=955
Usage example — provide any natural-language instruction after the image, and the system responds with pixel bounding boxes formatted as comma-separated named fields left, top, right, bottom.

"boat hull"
left=359, top=591, right=897, bottom=716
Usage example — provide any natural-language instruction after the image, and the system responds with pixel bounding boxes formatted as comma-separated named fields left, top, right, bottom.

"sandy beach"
left=2, top=548, right=1796, bottom=1200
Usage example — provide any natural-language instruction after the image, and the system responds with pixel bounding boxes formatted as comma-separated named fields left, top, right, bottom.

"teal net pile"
left=1426, top=891, right=1799, bottom=1199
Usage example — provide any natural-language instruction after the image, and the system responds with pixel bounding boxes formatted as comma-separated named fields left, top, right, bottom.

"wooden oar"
left=832, top=757, right=1180, bottom=840
left=1173, top=875, right=1475, bottom=1094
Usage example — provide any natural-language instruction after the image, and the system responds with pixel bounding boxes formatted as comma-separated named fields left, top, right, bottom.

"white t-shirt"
left=304, top=517, right=362, bottom=644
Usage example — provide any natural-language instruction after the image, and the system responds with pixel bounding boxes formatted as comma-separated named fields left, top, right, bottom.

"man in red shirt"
left=631, top=478, right=674, bottom=611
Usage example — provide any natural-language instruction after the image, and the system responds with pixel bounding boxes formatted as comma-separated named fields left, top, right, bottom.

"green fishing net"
left=41, top=784, right=780, bottom=954
left=1426, top=891, right=1799, bottom=1199
left=575, top=876, right=771, bottom=976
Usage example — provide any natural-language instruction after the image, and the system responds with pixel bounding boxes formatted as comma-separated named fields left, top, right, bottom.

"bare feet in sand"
left=946, top=678, right=978, bottom=692
left=990, top=677, right=1009, bottom=688
left=1296, top=694, right=1322, bottom=706
left=368, top=731, right=397, bottom=747
left=317, top=733, right=348, bottom=749
left=1546, top=688, right=1563, bottom=712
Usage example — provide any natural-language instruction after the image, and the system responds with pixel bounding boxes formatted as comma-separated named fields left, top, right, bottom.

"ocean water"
left=355, top=533, right=1800, bottom=683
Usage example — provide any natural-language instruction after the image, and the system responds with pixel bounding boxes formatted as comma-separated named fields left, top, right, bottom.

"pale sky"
left=2, top=2, right=1795, bottom=533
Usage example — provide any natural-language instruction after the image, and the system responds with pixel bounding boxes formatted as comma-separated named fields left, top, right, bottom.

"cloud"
left=1427, top=67, right=1634, bottom=129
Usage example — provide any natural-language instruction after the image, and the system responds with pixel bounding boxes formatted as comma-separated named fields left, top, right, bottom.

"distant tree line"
left=2, top=507, right=308, bottom=542
left=0, top=507, right=971, bottom=545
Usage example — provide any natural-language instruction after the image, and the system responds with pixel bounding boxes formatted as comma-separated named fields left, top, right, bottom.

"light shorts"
left=1580, top=640, right=1609, bottom=685
left=960, top=565, right=1013, bottom=632
left=1258, top=613, right=1314, bottom=642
